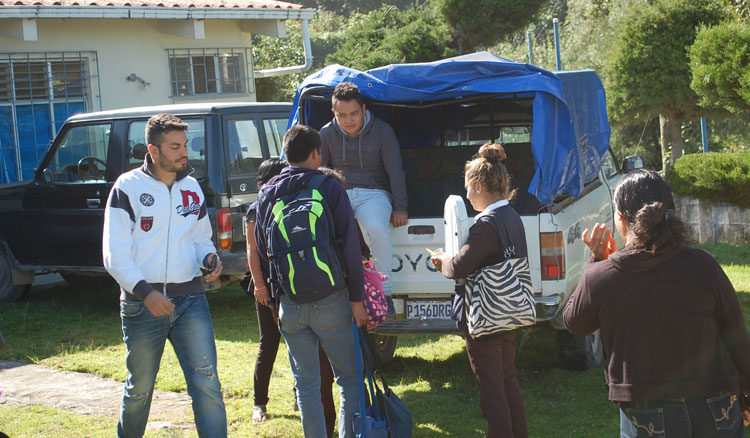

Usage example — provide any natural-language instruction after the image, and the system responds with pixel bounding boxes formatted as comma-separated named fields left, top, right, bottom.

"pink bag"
left=363, top=260, right=388, bottom=330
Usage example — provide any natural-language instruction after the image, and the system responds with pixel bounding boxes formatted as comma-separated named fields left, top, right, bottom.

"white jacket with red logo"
left=103, top=156, right=216, bottom=300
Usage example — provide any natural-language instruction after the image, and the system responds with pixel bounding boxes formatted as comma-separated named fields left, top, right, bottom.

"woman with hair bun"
left=564, top=169, right=750, bottom=437
left=431, top=143, right=528, bottom=437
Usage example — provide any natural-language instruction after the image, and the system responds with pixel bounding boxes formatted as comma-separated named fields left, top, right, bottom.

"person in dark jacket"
left=245, top=158, right=337, bottom=435
left=431, top=143, right=529, bottom=438
left=564, top=169, right=750, bottom=437
left=254, top=125, right=367, bottom=438
left=244, top=158, right=288, bottom=424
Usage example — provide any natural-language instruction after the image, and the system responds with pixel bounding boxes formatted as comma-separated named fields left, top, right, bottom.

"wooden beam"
left=240, top=19, right=286, bottom=38
left=159, top=19, right=205, bottom=39
left=0, top=19, right=37, bottom=41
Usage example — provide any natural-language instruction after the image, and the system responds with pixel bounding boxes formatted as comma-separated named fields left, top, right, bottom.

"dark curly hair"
left=332, top=82, right=365, bottom=107
left=256, top=158, right=287, bottom=188
left=145, top=113, right=188, bottom=148
left=613, top=169, right=689, bottom=253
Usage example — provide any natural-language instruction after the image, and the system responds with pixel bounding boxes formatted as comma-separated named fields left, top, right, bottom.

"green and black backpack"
left=266, top=174, right=345, bottom=303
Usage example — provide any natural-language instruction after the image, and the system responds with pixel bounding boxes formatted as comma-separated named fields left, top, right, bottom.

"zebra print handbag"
left=464, top=256, right=536, bottom=337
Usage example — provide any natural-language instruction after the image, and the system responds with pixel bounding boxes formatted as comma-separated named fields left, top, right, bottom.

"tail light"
left=217, top=208, right=232, bottom=250
left=540, top=232, right=565, bottom=280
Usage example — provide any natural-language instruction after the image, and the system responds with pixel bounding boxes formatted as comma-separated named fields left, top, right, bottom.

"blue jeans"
left=279, top=290, right=359, bottom=438
left=118, top=293, right=226, bottom=438
left=347, top=188, right=393, bottom=296
left=619, top=392, right=743, bottom=438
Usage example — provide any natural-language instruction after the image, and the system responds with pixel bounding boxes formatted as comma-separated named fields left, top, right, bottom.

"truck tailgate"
left=391, top=215, right=541, bottom=296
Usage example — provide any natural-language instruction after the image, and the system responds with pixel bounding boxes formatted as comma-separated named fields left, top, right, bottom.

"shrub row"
left=666, top=152, right=750, bottom=209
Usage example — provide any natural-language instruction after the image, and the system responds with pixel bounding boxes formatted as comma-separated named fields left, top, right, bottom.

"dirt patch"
left=0, top=360, right=193, bottom=430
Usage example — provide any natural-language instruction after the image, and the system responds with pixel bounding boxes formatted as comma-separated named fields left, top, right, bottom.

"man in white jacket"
left=103, top=114, right=226, bottom=438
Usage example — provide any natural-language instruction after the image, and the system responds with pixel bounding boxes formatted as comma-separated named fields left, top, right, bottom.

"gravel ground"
left=0, top=360, right=194, bottom=431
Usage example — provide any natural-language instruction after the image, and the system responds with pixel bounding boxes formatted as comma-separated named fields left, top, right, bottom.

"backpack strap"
left=479, top=210, right=513, bottom=262
left=304, top=173, right=328, bottom=190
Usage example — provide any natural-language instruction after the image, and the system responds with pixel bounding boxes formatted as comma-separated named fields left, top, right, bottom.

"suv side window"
left=263, top=118, right=287, bottom=157
left=127, top=119, right=206, bottom=179
left=46, top=123, right=111, bottom=183
left=227, top=119, right=263, bottom=175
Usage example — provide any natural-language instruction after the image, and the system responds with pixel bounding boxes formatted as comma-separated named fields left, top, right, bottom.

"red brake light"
left=540, top=232, right=565, bottom=280
left=217, top=208, right=232, bottom=250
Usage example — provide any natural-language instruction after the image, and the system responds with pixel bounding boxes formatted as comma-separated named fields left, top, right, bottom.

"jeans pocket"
left=623, top=407, right=665, bottom=438
left=706, top=392, right=741, bottom=432
left=313, top=293, right=350, bottom=334
left=120, top=300, right=144, bottom=318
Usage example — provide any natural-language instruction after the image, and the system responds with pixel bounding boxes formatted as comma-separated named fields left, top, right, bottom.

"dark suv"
left=0, top=102, right=291, bottom=301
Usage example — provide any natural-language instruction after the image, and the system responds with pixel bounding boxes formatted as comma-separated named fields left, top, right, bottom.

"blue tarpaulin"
left=289, top=52, right=611, bottom=204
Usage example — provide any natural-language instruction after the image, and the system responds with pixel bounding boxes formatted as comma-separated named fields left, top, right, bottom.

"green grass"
left=0, top=242, right=748, bottom=437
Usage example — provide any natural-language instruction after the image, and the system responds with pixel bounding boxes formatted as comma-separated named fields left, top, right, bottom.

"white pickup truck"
left=291, top=52, right=636, bottom=369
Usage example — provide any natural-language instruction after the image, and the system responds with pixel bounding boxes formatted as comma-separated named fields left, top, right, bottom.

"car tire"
left=61, top=272, right=116, bottom=291
left=368, top=333, right=398, bottom=366
left=555, top=329, right=604, bottom=371
left=0, top=251, right=31, bottom=302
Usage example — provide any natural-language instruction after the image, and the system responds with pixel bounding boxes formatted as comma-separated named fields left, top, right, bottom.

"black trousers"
left=253, top=297, right=281, bottom=407
left=465, top=332, right=529, bottom=438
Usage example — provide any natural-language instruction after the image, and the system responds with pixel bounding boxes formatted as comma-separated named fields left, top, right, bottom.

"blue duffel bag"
left=352, top=322, right=413, bottom=438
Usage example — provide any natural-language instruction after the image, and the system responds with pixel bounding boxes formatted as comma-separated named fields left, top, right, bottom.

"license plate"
left=406, top=300, right=453, bottom=319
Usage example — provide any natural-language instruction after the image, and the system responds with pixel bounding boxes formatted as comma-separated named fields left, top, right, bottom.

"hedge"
left=665, top=152, right=750, bottom=208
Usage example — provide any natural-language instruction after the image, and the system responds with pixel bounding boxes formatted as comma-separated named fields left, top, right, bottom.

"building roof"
left=0, top=0, right=302, bottom=7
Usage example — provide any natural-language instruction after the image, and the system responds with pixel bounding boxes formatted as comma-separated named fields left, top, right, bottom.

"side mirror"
left=623, top=155, right=645, bottom=171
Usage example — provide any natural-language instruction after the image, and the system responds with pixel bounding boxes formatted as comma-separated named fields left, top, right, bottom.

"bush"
left=666, top=152, right=750, bottom=208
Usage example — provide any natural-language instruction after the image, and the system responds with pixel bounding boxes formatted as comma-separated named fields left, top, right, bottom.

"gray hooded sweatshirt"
left=319, top=110, right=408, bottom=213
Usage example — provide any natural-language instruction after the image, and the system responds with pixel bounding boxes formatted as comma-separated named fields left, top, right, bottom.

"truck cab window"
left=46, top=124, right=111, bottom=183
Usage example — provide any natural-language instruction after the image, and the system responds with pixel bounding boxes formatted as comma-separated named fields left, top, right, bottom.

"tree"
left=252, top=20, right=307, bottom=102
left=326, top=2, right=457, bottom=71
left=436, top=0, right=551, bottom=52
left=291, top=0, right=415, bottom=15
left=253, top=11, right=347, bottom=102
left=690, top=20, right=750, bottom=115
left=605, top=0, right=727, bottom=170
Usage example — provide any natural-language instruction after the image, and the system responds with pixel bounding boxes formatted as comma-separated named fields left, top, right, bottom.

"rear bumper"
left=370, top=318, right=460, bottom=335
left=535, top=294, right=562, bottom=321
left=217, top=250, right=248, bottom=279
left=371, top=294, right=563, bottom=335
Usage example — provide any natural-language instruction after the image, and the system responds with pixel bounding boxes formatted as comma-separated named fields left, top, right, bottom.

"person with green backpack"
left=254, top=125, right=367, bottom=438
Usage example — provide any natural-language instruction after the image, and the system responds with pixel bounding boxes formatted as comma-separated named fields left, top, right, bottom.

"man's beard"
left=159, top=158, right=187, bottom=173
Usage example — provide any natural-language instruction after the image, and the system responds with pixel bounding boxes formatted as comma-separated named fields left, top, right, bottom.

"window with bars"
left=167, top=48, right=251, bottom=97
left=0, top=58, right=86, bottom=102
left=0, top=52, right=100, bottom=183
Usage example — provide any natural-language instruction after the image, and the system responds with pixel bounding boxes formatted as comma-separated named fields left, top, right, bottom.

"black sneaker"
left=252, top=405, right=269, bottom=424
left=386, top=297, right=396, bottom=319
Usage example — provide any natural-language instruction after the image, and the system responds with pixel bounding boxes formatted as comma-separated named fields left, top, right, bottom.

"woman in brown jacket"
left=564, top=169, right=750, bottom=437
left=431, top=143, right=528, bottom=438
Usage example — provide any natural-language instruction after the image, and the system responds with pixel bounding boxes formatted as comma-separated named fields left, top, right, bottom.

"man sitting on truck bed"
left=319, top=82, right=408, bottom=318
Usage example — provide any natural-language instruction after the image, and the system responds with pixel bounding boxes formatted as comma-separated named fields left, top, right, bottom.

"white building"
left=0, top=0, right=315, bottom=182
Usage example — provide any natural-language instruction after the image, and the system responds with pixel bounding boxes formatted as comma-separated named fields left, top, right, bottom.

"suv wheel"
left=555, top=329, right=604, bottom=371
left=368, top=334, right=398, bottom=366
left=0, top=251, right=31, bottom=302
left=61, top=272, right=116, bottom=291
